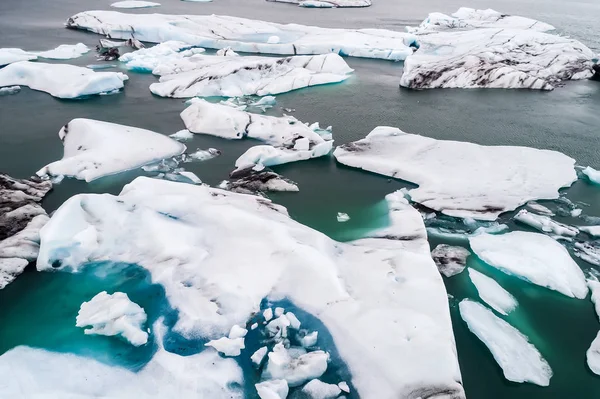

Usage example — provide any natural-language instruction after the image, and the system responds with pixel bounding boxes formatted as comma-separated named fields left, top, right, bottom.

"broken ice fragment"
left=337, top=212, right=350, bottom=222
left=431, top=244, right=469, bottom=277
left=256, top=379, right=289, bottom=399
left=514, top=209, right=579, bottom=237
left=170, top=129, right=194, bottom=141
left=467, top=268, right=518, bottom=315
left=251, top=346, right=268, bottom=367
left=263, top=343, right=329, bottom=387
left=574, top=242, right=600, bottom=266
left=302, top=379, right=342, bottom=399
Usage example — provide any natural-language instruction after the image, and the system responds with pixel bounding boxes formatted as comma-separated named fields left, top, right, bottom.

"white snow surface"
left=302, top=379, right=341, bottom=399
left=34, top=43, right=89, bottom=60
left=333, top=126, right=576, bottom=220
left=76, top=291, right=148, bottom=346
left=36, top=176, right=464, bottom=399
left=111, top=1, right=161, bottom=8
left=0, top=48, right=37, bottom=66
left=467, top=268, right=517, bottom=315
left=469, top=232, right=588, bottom=299
left=459, top=300, right=552, bottom=386
left=119, top=41, right=205, bottom=72
left=514, top=209, right=579, bottom=237
left=402, top=8, right=594, bottom=89
left=0, top=61, right=128, bottom=99
left=36, top=118, right=185, bottom=182
left=66, top=11, right=418, bottom=60
left=150, top=53, right=353, bottom=98
left=583, top=166, right=600, bottom=184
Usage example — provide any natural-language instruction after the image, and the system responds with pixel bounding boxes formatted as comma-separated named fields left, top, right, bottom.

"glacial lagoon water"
left=1, top=0, right=600, bottom=397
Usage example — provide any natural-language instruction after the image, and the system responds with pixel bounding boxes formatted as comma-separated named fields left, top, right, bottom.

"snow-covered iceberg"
left=0, top=174, right=52, bottom=289
left=119, top=41, right=205, bottom=72
left=333, top=127, right=577, bottom=220
left=0, top=62, right=128, bottom=99
left=268, top=0, right=371, bottom=7
left=76, top=291, right=148, bottom=346
left=150, top=53, right=352, bottom=98
left=65, top=11, right=418, bottom=61
left=36, top=118, right=186, bottom=182
left=431, top=244, right=469, bottom=277
left=459, top=300, right=552, bottom=386
left=401, top=8, right=595, bottom=90
left=36, top=177, right=464, bottom=399
left=467, top=268, right=517, bottom=315
left=469, top=231, right=588, bottom=299
left=111, top=1, right=161, bottom=8
left=514, top=209, right=579, bottom=237
left=235, top=141, right=333, bottom=171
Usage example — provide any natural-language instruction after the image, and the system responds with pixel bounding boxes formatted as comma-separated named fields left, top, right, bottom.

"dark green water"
left=1, top=0, right=600, bottom=397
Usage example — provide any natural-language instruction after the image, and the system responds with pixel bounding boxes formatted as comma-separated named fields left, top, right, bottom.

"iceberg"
left=333, top=126, right=576, bottom=220
left=574, top=242, right=600, bottom=266
left=263, top=343, right=328, bottom=387
left=252, top=346, right=268, bottom=366
left=0, top=85, right=21, bottom=96
left=119, top=41, right=205, bottom=72
left=467, top=268, right=517, bottom=315
left=205, top=324, right=247, bottom=356
left=36, top=177, right=464, bottom=399
left=431, top=244, right=470, bottom=277
left=301, top=379, right=342, bottom=398
left=66, top=11, right=418, bottom=60
left=401, top=8, right=595, bottom=89
left=170, top=129, right=194, bottom=141
left=222, top=169, right=299, bottom=194
left=234, top=141, right=333, bottom=171
left=111, top=1, right=161, bottom=8
left=269, top=0, right=371, bottom=7
left=583, top=166, right=600, bottom=185
left=76, top=291, right=148, bottom=346
left=0, top=174, right=52, bottom=289
left=0, top=61, right=128, bottom=99
left=514, top=209, right=579, bottom=237
left=588, top=280, right=600, bottom=375
left=36, top=118, right=186, bottom=182
left=256, top=379, right=288, bottom=399
left=0, top=48, right=37, bottom=66
left=590, top=280, right=600, bottom=321
left=459, top=300, right=552, bottom=386
left=337, top=212, right=350, bottom=222
left=469, top=232, right=588, bottom=299
left=34, top=43, right=89, bottom=60
left=150, top=53, right=352, bottom=98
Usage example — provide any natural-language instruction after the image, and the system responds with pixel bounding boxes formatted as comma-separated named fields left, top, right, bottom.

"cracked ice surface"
left=401, top=8, right=595, bottom=90
left=36, top=118, right=186, bottom=182
left=0, top=62, right=128, bottom=99
left=36, top=177, right=464, bottom=399
left=65, top=11, right=418, bottom=60
left=150, top=53, right=352, bottom=98
left=333, top=126, right=577, bottom=220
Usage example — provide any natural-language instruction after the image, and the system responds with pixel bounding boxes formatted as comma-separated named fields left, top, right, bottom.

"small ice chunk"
left=216, top=47, right=239, bottom=57
left=267, top=36, right=280, bottom=44
left=294, top=137, right=310, bottom=151
left=583, top=166, right=600, bottom=185
left=527, top=202, right=554, bottom=216
left=253, top=95, right=276, bottom=109
left=337, top=212, right=350, bottom=223
left=267, top=314, right=291, bottom=338
left=574, top=242, right=600, bottom=266
left=170, top=129, right=194, bottom=141
left=176, top=171, right=202, bottom=184
left=251, top=322, right=259, bottom=330
left=580, top=226, right=600, bottom=237
left=75, top=291, right=148, bottom=346
left=459, top=300, right=552, bottom=386
left=34, top=43, right=89, bottom=60
left=338, top=381, right=350, bottom=393
left=469, top=232, right=588, bottom=299
left=256, top=379, right=289, bottom=399
left=264, top=308, right=273, bottom=322
left=274, top=307, right=285, bottom=317
left=467, top=268, right=517, bottom=315
left=263, top=343, right=329, bottom=387
left=300, top=331, right=318, bottom=348
left=111, top=1, right=161, bottom=8
left=286, top=312, right=301, bottom=330
left=514, top=209, right=579, bottom=237
left=187, top=148, right=220, bottom=162
left=431, top=244, right=469, bottom=277
left=205, top=336, right=245, bottom=357
left=302, top=379, right=341, bottom=399
left=228, top=324, right=248, bottom=339
left=571, top=208, right=582, bottom=217
left=251, top=346, right=268, bottom=367
left=0, top=85, right=20, bottom=96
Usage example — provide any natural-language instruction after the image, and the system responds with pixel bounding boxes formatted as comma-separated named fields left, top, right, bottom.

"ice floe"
left=269, top=0, right=371, bottom=7
left=36, top=118, right=185, bottom=182
left=583, top=166, right=600, bottom=185
left=223, top=169, right=299, bottom=194
left=0, top=174, right=52, bottom=289
left=36, top=177, right=464, bottom=399
left=574, top=242, right=600, bottom=266
left=150, top=53, right=352, bottom=98
left=263, top=343, right=328, bottom=387
left=111, top=1, right=161, bottom=8
left=76, top=291, right=148, bottom=346
left=119, top=41, right=205, bottom=72
left=256, top=379, right=288, bottom=399
left=431, top=244, right=469, bottom=277
left=0, top=62, right=128, bottom=99
left=469, top=231, right=588, bottom=299
left=514, top=209, right=579, bottom=237
left=333, top=126, right=576, bottom=220
left=301, top=379, right=342, bottom=398
left=34, top=43, right=89, bottom=59
left=205, top=324, right=247, bottom=356
left=170, top=129, right=194, bottom=141
left=234, top=141, right=333, bottom=171
left=459, top=300, right=552, bottom=386
left=401, top=8, right=595, bottom=90
left=0, top=48, right=37, bottom=66
left=467, top=268, right=517, bottom=315
left=66, top=11, right=418, bottom=60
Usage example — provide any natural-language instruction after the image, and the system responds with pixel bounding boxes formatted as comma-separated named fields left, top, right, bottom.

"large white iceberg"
left=469, top=231, right=588, bottom=299
left=467, top=268, right=517, bottom=315
left=401, top=8, right=595, bottom=90
left=36, top=177, right=464, bottom=399
left=150, top=53, right=352, bottom=98
left=66, top=11, right=418, bottom=61
left=459, top=300, right=552, bottom=386
left=36, top=118, right=186, bottom=182
left=76, top=291, right=148, bottom=346
left=0, top=61, right=128, bottom=99
left=333, top=126, right=576, bottom=220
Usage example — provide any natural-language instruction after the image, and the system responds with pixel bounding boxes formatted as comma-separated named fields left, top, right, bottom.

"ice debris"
left=431, top=244, right=469, bottom=277
left=301, top=379, right=342, bottom=398
left=574, top=242, right=600, bottom=266
left=0, top=62, right=128, bottom=99
left=263, top=343, right=329, bottom=387
left=205, top=325, right=248, bottom=356
left=119, top=41, right=205, bottom=72
left=459, top=300, right=552, bottom=386
left=469, top=232, right=588, bottom=298
left=583, top=166, right=600, bottom=185
left=37, top=118, right=185, bottom=182
left=111, top=1, right=161, bottom=8
left=514, top=209, right=579, bottom=237
left=467, top=268, right=517, bottom=315
left=580, top=226, right=600, bottom=237
left=0, top=86, right=20, bottom=96
left=334, top=126, right=576, bottom=220
left=256, top=379, right=289, bottom=399
left=76, top=291, right=148, bottom=346
left=337, top=212, right=350, bottom=222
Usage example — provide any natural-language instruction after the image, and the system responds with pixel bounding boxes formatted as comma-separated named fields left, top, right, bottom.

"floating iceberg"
left=333, top=127, right=576, bottom=220
left=234, top=141, right=333, bottom=171
left=256, top=379, right=288, bottom=399
left=0, top=174, right=52, bottom=289
left=263, top=343, right=328, bottom=387
left=467, top=268, right=517, bottom=315
left=0, top=62, right=128, bottom=99
left=76, top=291, right=148, bottom=346
left=0, top=48, right=37, bottom=66
left=223, top=169, right=299, bottom=194
left=514, top=209, right=579, bottom=237
left=574, top=242, right=600, bottom=266
left=150, top=53, right=352, bottom=98
left=66, top=11, right=418, bottom=60
left=588, top=332, right=600, bottom=376
left=431, top=244, right=469, bottom=277
left=301, top=379, right=342, bottom=398
left=269, top=0, right=371, bottom=7
left=205, top=324, right=247, bottom=356
left=580, top=226, right=600, bottom=238
left=337, top=212, right=350, bottom=222
left=34, top=43, right=89, bottom=60
left=37, top=118, right=185, bottom=182
left=469, top=232, right=588, bottom=299
left=583, top=166, right=600, bottom=185
left=119, top=41, right=205, bottom=72
left=36, top=177, right=464, bottom=399
left=459, top=300, right=552, bottom=386
left=111, top=0, right=161, bottom=8
left=401, top=8, right=595, bottom=90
